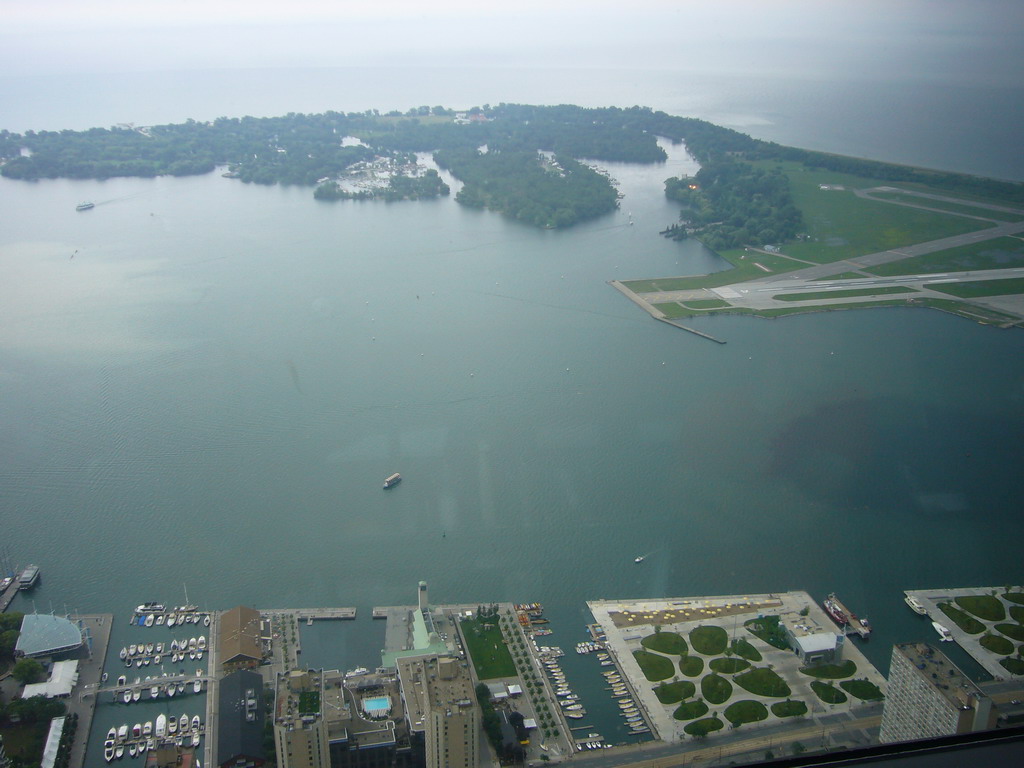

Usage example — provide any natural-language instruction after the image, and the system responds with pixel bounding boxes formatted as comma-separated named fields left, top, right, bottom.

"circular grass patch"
left=771, top=700, right=808, bottom=718
left=995, top=624, right=1024, bottom=642
left=680, top=655, right=704, bottom=677
left=655, top=680, right=696, bottom=705
left=689, top=625, right=728, bottom=655
left=810, top=680, right=847, bottom=704
left=939, top=603, right=985, bottom=634
left=730, top=638, right=762, bottom=662
left=673, top=700, right=709, bottom=721
left=683, top=716, right=723, bottom=737
left=1004, top=592, right=1024, bottom=605
left=701, top=673, right=733, bottom=705
left=633, top=649, right=674, bottom=681
left=839, top=679, right=884, bottom=701
left=981, top=634, right=1015, bottom=656
left=641, top=631, right=689, bottom=655
left=735, top=667, right=791, bottom=698
left=999, top=657, right=1024, bottom=675
left=1010, top=606, right=1024, bottom=623
left=799, top=660, right=857, bottom=679
left=724, top=700, right=768, bottom=726
left=710, top=657, right=750, bottom=674
left=955, top=595, right=1006, bottom=622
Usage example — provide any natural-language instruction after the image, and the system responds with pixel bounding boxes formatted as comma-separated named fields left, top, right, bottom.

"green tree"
left=13, top=657, right=44, bottom=684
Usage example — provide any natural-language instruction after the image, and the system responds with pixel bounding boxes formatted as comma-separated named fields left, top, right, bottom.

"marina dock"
left=0, top=577, right=20, bottom=612
left=260, top=607, right=356, bottom=621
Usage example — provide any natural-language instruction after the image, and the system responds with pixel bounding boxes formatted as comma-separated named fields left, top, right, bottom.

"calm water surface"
left=1, top=70, right=1023, bottom=748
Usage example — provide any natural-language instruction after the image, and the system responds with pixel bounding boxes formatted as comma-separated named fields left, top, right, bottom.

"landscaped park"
left=929, top=588, right=1024, bottom=677
left=615, top=161, right=1024, bottom=329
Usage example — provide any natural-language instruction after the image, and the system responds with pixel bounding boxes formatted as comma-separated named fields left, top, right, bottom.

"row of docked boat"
left=119, top=636, right=206, bottom=667
left=575, top=640, right=604, bottom=654
left=103, top=714, right=202, bottom=761
left=539, top=649, right=586, bottom=719
left=132, top=609, right=210, bottom=628
left=602, top=668, right=648, bottom=734
left=574, top=734, right=611, bottom=752
left=114, top=671, right=204, bottom=703
left=596, top=651, right=614, bottom=666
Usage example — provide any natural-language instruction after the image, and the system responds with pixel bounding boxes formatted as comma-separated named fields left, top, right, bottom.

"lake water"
left=2, top=64, right=1023, bottom=749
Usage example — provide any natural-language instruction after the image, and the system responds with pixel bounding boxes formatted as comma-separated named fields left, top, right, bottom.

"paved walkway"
left=67, top=614, right=113, bottom=768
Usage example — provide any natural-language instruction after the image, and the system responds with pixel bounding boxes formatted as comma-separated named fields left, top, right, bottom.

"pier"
left=0, top=578, right=19, bottom=612
left=260, top=606, right=356, bottom=621
left=81, top=672, right=212, bottom=698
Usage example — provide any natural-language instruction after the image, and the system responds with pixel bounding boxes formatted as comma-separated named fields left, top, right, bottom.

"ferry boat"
left=383, top=472, right=401, bottom=489
left=17, top=565, right=40, bottom=590
left=76, top=202, right=95, bottom=211
left=825, top=593, right=871, bottom=638
left=905, top=594, right=928, bottom=615
left=932, top=621, right=954, bottom=642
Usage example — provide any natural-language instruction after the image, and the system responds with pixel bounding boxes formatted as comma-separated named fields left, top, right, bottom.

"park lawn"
left=730, top=638, right=762, bottom=662
left=1011, top=606, right=1024, bottom=623
left=956, top=595, right=1007, bottom=622
left=759, top=161, right=995, bottom=265
left=839, top=679, right=884, bottom=701
left=701, top=674, right=733, bottom=705
left=633, top=650, right=675, bottom=682
left=683, top=717, right=723, bottom=737
left=773, top=286, right=915, bottom=302
left=939, top=603, right=985, bottom=634
left=771, top=700, right=808, bottom=718
left=680, top=655, right=704, bottom=677
left=735, top=668, right=792, bottom=698
left=1004, top=593, right=1024, bottom=605
left=981, top=634, right=1015, bottom=656
left=745, top=616, right=790, bottom=650
left=673, top=700, right=709, bottom=720
left=810, top=681, right=847, bottom=704
left=996, top=624, right=1024, bottom=642
left=710, top=658, right=750, bottom=674
left=642, top=631, right=689, bottom=655
left=655, top=680, right=696, bottom=704
left=1000, top=657, right=1024, bottom=675
left=866, top=191, right=1024, bottom=222
left=724, top=700, right=768, bottom=726
left=799, top=660, right=857, bottom=679
left=460, top=617, right=517, bottom=680
left=927, top=276, right=1024, bottom=299
left=689, top=625, right=728, bottom=655
left=867, top=236, right=1024, bottom=276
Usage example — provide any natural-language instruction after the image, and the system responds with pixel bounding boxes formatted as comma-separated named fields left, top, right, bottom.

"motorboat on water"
left=151, top=683, right=160, bottom=698
left=104, top=740, right=115, bottom=762
left=188, top=637, right=197, bottom=651
left=156, top=614, right=165, bottom=625
left=116, top=675, right=127, bottom=687
left=132, top=688, right=141, bottom=702
left=192, top=731, right=200, bottom=747
left=194, top=678, right=202, bottom=694
left=204, top=614, right=211, bottom=626
left=107, top=727, right=117, bottom=741
left=129, top=644, right=137, bottom=656
left=197, top=649, right=204, bottom=660
left=119, top=647, right=128, bottom=660
left=167, top=614, right=177, bottom=627
left=155, top=714, right=167, bottom=737
left=197, top=635, right=206, bottom=651
left=144, top=614, right=155, bottom=627
left=156, top=642, right=164, bottom=653
left=170, top=639, right=179, bottom=651
left=177, top=681, right=186, bottom=694
left=154, top=655, right=161, bottom=665
left=136, top=602, right=165, bottom=614
left=167, top=683, right=176, bottom=697
left=634, top=555, right=645, bottom=563
left=180, top=714, right=189, bottom=732
left=191, top=715, right=200, bottom=732
left=168, top=716, right=178, bottom=735
left=143, top=721, right=152, bottom=736
left=145, top=643, right=154, bottom=654
left=138, top=739, right=148, bottom=753
left=132, top=723, right=141, bottom=739
left=115, top=744, right=124, bottom=759
left=932, top=621, right=954, bottom=641
left=117, top=725, right=128, bottom=740
left=905, top=595, right=928, bottom=615
left=122, top=690, right=132, bottom=704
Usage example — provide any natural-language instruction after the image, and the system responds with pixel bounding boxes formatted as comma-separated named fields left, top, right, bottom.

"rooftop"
left=897, top=643, right=987, bottom=709
left=14, top=614, right=83, bottom=658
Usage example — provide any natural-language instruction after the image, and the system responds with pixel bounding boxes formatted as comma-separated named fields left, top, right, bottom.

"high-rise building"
left=880, top=643, right=995, bottom=744
left=273, top=670, right=331, bottom=768
left=397, top=655, right=479, bottom=768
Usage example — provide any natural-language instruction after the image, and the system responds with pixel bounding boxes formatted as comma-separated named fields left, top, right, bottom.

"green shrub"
left=995, top=623, right=1024, bottom=641
left=799, top=660, right=857, bottom=679
left=939, top=603, right=985, bottom=634
left=771, top=700, right=808, bottom=718
left=683, top=716, right=723, bottom=737
left=730, top=638, right=762, bottom=662
left=744, top=616, right=790, bottom=650
left=710, top=657, right=750, bottom=674
left=981, top=634, right=1014, bottom=656
left=839, top=679, right=884, bottom=701
left=655, top=680, right=696, bottom=704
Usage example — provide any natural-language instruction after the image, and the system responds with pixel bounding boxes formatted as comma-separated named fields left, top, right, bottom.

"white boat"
left=155, top=614, right=165, bottom=625
left=167, top=684, right=176, bottom=697
left=180, top=714, right=189, bottom=732
left=188, top=637, right=197, bottom=651
left=167, top=614, right=177, bottom=627
left=123, top=690, right=132, bottom=704
left=135, top=659, right=143, bottom=668
left=204, top=614, right=210, bottom=626
left=132, top=723, right=142, bottom=739
left=189, top=650, right=197, bottom=661
left=155, top=714, right=167, bottom=737
left=197, top=635, right=206, bottom=651
left=194, top=678, right=202, bottom=694
left=191, top=715, right=200, bottom=732
left=117, top=725, right=128, bottom=740
left=150, top=683, right=160, bottom=698
left=129, top=644, right=137, bottom=656
left=119, top=647, right=128, bottom=660
left=170, top=639, right=179, bottom=651
left=115, top=745, right=124, bottom=759
left=107, top=728, right=117, bottom=742
left=144, top=614, right=155, bottom=627
left=145, top=643, right=154, bottom=654
left=156, top=642, right=164, bottom=653
left=168, top=716, right=177, bottom=735
left=197, top=650, right=204, bottom=660
left=143, top=721, right=152, bottom=736
left=177, top=681, right=185, bottom=694
left=932, top=621, right=954, bottom=641
left=192, top=731, right=200, bottom=747
left=117, top=675, right=127, bottom=687
left=132, top=688, right=141, bottom=702
left=104, top=741, right=115, bottom=762
left=634, top=555, right=645, bottom=563
left=906, top=595, right=928, bottom=615
left=136, top=602, right=166, bottom=614
left=154, top=655, right=161, bottom=665
left=129, top=744, right=137, bottom=758
left=138, top=740, right=148, bottom=753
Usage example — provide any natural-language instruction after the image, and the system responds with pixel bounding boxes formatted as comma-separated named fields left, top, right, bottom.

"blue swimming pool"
left=363, top=696, right=390, bottom=714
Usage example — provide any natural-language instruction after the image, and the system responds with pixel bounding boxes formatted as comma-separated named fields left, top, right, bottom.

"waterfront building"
left=20, top=660, right=78, bottom=698
left=780, top=613, right=843, bottom=666
left=273, top=670, right=330, bottom=768
left=13, top=614, right=84, bottom=659
left=396, top=655, right=479, bottom=768
left=880, top=643, right=995, bottom=744
left=323, top=668, right=419, bottom=767
left=217, top=669, right=267, bottom=768
left=220, top=605, right=263, bottom=670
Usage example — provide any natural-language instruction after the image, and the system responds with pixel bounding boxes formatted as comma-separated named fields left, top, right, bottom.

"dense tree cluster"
left=314, top=169, right=449, bottom=202
left=663, top=160, right=803, bottom=249
left=435, top=148, right=618, bottom=228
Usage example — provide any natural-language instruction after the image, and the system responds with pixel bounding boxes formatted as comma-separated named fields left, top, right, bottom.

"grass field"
left=730, top=638, right=762, bottom=662
left=684, top=717, right=723, bottom=737
left=839, top=679, right=884, bottom=701
left=771, top=700, right=808, bottom=718
left=623, top=249, right=805, bottom=293
left=799, top=660, right=857, bottom=679
left=689, top=625, right=728, bottom=655
left=927, top=276, right=1024, bottom=298
left=674, top=700, right=709, bottom=721
left=641, top=631, right=688, bottom=655
left=724, top=700, right=768, bottom=726
left=996, top=623, right=1024, bottom=641
left=810, top=680, right=847, bottom=704
left=956, top=595, right=1007, bottom=622
left=460, top=617, right=516, bottom=680
left=939, top=603, right=985, bottom=634
left=680, top=655, right=704, bottom=677
left=867, top=191, right=1024, bottom=222
left=980, top=634, right=1015, bottom=656
left=633, top=649, right=675, bottom=681
left=701, top=673, right=733, bottom=705
left=735, top=668, right=792, bottom=698
left=773, top=286, right=916, bottom=302
left=655, top=680, right=696, bottom=704
left=710, top=657, right=750, bottom=674
left=867, top=236, right=1024, bottom=277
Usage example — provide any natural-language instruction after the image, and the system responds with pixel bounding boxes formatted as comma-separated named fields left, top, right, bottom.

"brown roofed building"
left=220, top=605, right=263, bottom=670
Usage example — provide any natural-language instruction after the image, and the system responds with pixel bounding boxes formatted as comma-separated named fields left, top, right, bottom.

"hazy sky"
left=3, top=0, right=1022, bottom=83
